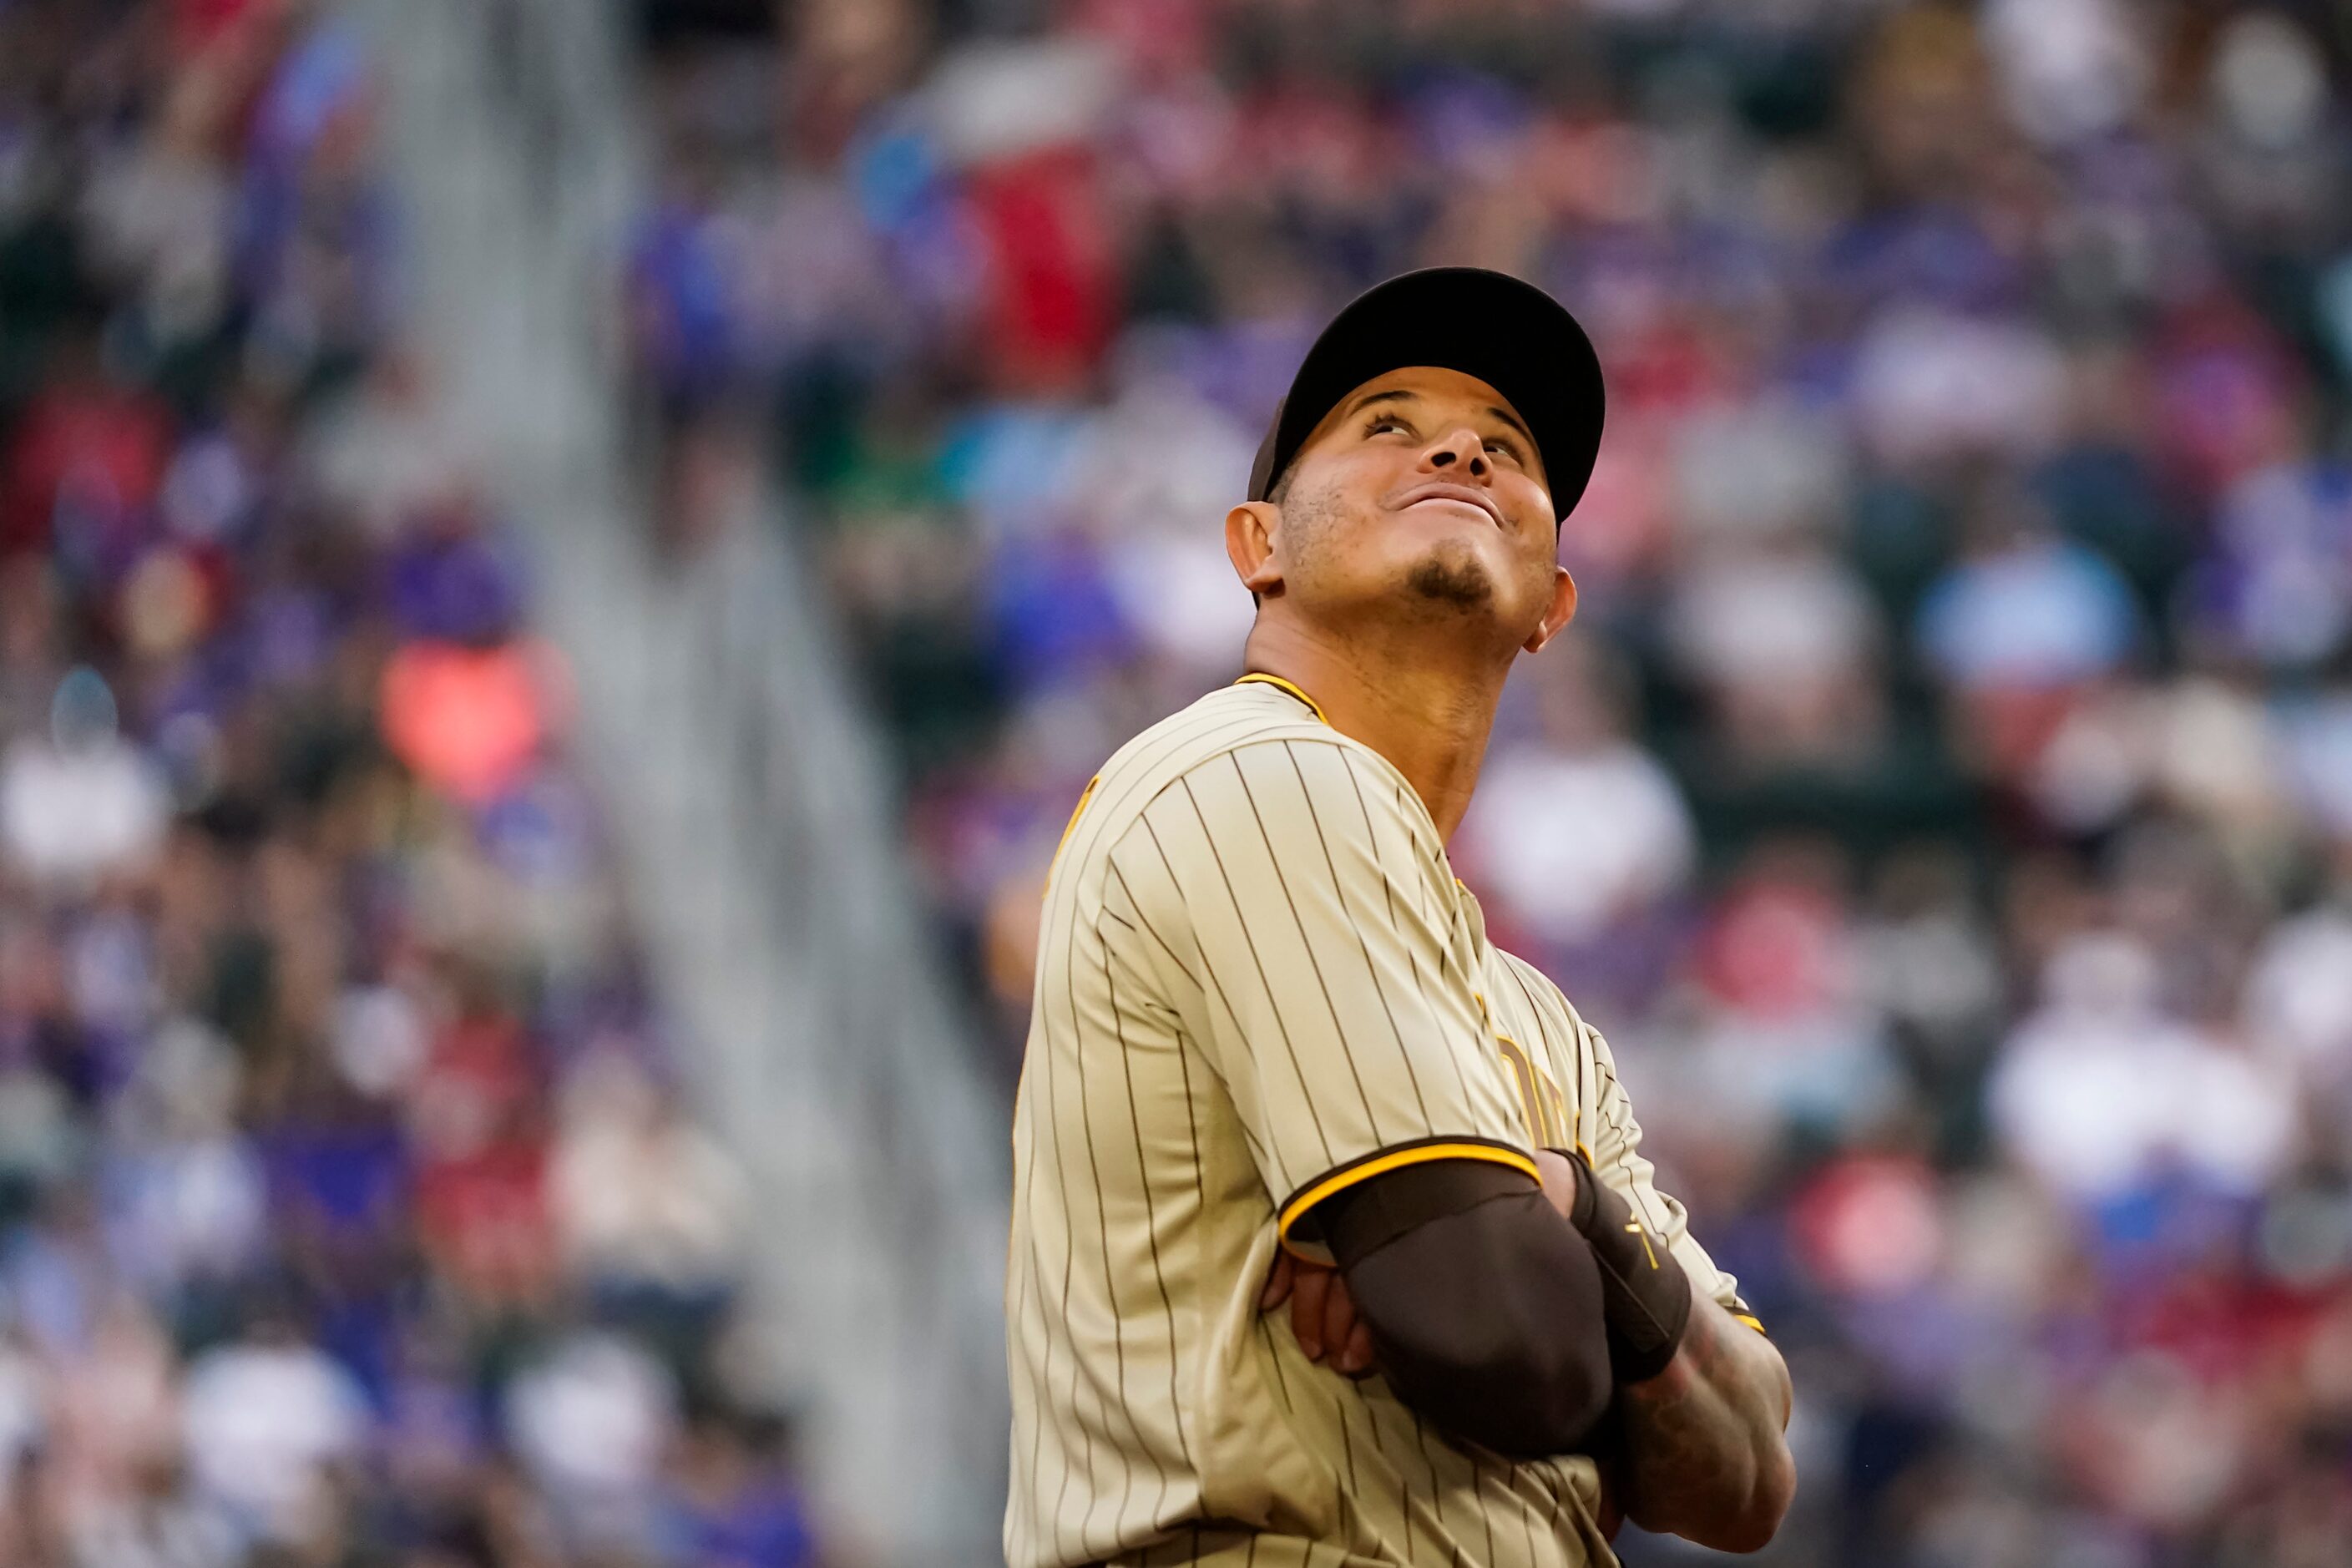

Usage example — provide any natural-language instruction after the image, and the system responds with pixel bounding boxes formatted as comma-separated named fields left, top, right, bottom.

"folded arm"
left=1533, top=1149, right=1793, bottom=1553
left=1272, top=1152, right=1793, bottom=1550
left=1276, top=1160, right=1613, bottom=1459
left=1607, top=1291, right=1794, bottom=1552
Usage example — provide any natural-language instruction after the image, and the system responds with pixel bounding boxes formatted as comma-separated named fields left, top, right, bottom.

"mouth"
left=1393, top=482, right=1503, bottom=529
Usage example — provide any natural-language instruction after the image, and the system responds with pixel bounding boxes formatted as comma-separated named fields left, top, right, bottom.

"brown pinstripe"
left=1006, top=682, right=1748, bottom=1568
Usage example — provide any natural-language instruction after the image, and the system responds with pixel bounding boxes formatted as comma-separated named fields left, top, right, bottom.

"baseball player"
left=1005, top=268, right=1793, bottom=1568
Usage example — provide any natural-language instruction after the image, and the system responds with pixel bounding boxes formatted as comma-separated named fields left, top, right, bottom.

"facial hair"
left=1404, top=539, right=1496, bottom=612
left=1285, top=474, right=1500, bottom=619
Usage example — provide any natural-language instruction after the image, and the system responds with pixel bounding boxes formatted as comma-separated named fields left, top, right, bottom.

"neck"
left=1242, top=613, right=1509, bottom=842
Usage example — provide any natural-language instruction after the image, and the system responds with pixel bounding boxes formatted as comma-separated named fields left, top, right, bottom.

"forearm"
left=1532, top=1149, right=1793, bottom=1550
left=1321, top=1163, right=1614, bottom=1458
left=1612, top=1294, right=1794, bottom=1553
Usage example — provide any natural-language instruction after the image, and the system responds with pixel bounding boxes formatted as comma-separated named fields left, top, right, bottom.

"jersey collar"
left=1232, top=671, right=1329, bottom=726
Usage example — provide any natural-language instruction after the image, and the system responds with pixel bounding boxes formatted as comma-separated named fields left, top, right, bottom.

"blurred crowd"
left=0, top=3, right=817, bottom=1565
left=630, top=0, right=2352, bottom=1564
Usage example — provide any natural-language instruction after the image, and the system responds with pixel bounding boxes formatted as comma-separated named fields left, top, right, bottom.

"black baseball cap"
left=1246, top=267, right=1606, bottom=526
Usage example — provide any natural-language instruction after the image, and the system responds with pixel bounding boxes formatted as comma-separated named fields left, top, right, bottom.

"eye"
left=1485, top=436, right=1525, bottom=465
left=1364, top=412, right=1414, bottom=438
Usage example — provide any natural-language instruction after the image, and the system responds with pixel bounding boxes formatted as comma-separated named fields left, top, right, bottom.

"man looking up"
left=1005, top=267, right=1794, bottom=1568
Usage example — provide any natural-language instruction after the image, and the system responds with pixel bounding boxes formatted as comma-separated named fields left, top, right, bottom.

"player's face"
left=1243, top=366, right=1571, bottom=653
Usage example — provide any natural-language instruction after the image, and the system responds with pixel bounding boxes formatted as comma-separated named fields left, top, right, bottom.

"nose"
left=1424, top=426, right=1489, bottom=480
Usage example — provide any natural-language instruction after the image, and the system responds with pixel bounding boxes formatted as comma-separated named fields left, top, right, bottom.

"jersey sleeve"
left=1113, top=736, right=1538, bottom=1261
left=1580, top=1020, right=1762, bottom=1333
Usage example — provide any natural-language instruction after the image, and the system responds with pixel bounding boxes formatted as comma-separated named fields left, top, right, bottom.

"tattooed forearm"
left=1612, top=1294, right=1794, bottom=1553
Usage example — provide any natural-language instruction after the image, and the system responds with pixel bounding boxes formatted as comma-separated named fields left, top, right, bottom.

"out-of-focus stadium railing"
left=349, top=0, right=1011, bottom=1558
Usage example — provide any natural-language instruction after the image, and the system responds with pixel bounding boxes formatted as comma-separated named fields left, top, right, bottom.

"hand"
left=1534, top=1148, right=1583, bottom=1221
left=1260, top=1247, right=1377, bottom=1378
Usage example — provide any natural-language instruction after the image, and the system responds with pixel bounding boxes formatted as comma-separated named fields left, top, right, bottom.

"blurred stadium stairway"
left=347, top=0, right=1010, bottom=1558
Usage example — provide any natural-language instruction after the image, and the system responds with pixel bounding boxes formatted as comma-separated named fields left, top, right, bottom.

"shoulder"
left=1495, top=948, right=1592, bottom=1044
left=1075, top=684, right=1419, bottom=855
left=1055, top=685, right=1457, bottom=937
left=1102, top=681, right=1336, bottom=794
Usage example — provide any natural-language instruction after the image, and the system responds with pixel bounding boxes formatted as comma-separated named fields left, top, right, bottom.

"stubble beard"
left=1286, top=477, right=1501, bottom=625
left=1404, top=539, right=1496, bottom=614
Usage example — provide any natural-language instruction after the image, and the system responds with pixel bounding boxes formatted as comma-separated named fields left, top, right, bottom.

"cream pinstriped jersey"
left=1005, top=677, right=1750, bottom=1568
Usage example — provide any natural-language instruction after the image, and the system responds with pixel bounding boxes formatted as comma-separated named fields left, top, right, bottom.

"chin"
left=1402, top=539, right=1500, bottom=613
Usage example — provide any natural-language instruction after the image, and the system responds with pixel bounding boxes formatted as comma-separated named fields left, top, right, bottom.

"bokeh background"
left=3, top=0, right=2351, bottom=1564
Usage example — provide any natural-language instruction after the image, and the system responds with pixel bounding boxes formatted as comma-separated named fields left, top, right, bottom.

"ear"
left=1226, top=501, right=1284, bottom=597
left=1521, top=565, right=1579, bottom=654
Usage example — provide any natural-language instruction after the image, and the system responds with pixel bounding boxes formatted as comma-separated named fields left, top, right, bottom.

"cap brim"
left=1248, top=267, right=1606, bottom=524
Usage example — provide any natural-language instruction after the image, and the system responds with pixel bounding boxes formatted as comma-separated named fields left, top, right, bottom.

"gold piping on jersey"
left=1277, top=1136, right=1541, bottom=1253
left=1051, top=773, right=1101, bottom=871
left=1008, top=683, right=1756, bottom=1567
left=1732, top=1312, right=1768, bottom=1337
left=1233, top=671, right=1329, bottom=724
